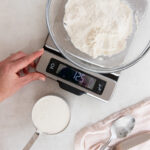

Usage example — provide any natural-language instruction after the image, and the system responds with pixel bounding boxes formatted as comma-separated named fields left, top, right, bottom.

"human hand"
left=0, top=49, right=46, bottom=102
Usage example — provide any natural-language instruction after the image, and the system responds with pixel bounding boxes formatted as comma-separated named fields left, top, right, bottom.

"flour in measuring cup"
left=32, top=96, right=70, bottom=134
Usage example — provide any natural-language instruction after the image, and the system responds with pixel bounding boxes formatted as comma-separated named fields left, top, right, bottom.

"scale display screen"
left=46, top=58, right=106, bottom=94
left=56, top=64, right=96, bottom=90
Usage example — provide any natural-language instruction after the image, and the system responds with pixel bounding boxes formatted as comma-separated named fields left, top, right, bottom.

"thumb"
left=21, top=72, right=46, bottom=86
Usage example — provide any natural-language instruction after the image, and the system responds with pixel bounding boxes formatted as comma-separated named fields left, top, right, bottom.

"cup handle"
left=23, top=132, right=40, bottom=150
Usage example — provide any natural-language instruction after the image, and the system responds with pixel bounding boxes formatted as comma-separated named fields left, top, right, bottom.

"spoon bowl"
left=111, top=116, right=135, bottom=139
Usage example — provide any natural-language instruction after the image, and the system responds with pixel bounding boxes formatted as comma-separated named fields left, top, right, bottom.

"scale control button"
left=46, top=58, right=59, bottom=74
left=93, top=80, right=106, bottom=95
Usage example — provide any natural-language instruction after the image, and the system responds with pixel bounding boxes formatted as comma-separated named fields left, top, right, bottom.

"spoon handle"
left=100, top=137, right=112, bottom=150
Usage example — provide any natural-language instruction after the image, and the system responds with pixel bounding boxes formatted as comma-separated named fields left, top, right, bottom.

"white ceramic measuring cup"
left=23, top=95, right=70, bottom=150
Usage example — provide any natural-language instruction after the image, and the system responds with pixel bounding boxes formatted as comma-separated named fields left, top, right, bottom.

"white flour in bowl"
left=64, top=0, right=134, bottom=58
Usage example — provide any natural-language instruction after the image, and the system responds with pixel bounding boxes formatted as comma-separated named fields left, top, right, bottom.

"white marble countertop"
left=0, top=1, right=150, bottom=150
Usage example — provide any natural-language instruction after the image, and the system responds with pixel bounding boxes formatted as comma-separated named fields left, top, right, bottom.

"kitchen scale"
left=36, top=34, right=120, bottom=102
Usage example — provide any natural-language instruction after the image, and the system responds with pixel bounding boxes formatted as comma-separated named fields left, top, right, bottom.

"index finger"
left=13, top=49, right=44, bottom=72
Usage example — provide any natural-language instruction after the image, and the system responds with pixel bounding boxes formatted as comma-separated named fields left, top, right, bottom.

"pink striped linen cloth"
left=75, top=99, right=150, bottom=150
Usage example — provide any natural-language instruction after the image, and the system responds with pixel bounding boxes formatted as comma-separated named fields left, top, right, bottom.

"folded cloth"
left=114, top=132, right=150, bottom=150
left=74, top=99, right=150, bottom=150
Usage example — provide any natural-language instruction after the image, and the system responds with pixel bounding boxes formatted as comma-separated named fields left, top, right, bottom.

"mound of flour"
left=64, top=0, right=133, bottom=58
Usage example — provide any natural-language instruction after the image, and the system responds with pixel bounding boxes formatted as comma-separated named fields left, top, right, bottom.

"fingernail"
left=39, top=77, right=46, bottom=81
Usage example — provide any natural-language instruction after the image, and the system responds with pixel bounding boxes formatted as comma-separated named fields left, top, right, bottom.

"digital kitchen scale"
left=36, top=35, right=120, bottom=102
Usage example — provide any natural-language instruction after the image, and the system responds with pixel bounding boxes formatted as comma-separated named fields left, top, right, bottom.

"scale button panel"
left=93, top=80, right=106, bottom=95
left=46, top=59, right=59, bottom=74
